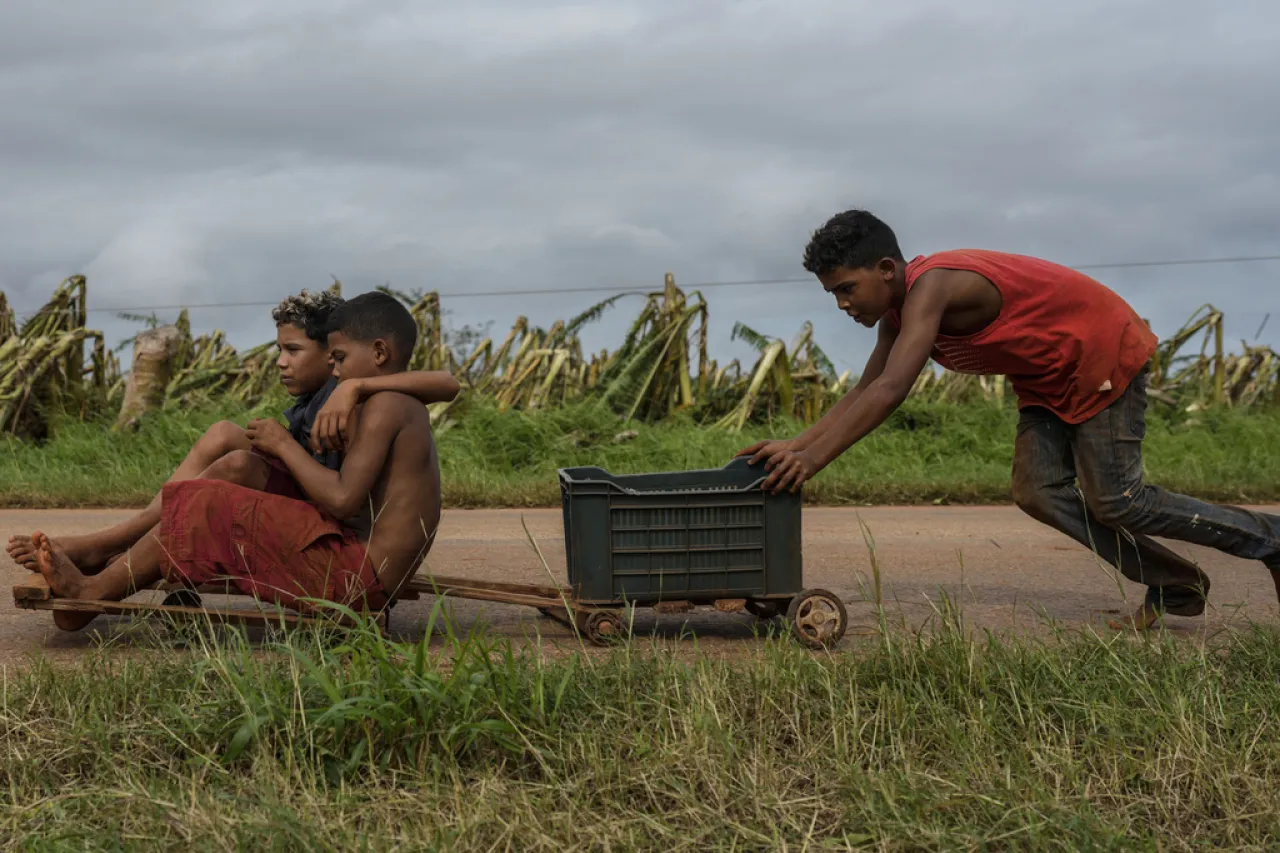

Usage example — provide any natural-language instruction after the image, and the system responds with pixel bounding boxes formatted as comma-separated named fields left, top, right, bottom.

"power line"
left=13, top=252, right=1280, bottom=317
left=1072, top=254, right=1280, bottom=271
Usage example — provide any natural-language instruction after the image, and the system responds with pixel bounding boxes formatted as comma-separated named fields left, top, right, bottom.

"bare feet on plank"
left=7, top=533, right=116, bottom=575
left=31, top=532, right=98, bottom=632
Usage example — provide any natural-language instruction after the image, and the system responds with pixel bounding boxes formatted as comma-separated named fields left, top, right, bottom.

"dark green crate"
left=557, top=458, right=803, bottom=606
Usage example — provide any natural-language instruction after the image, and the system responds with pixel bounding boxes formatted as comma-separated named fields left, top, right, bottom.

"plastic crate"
left=557, top=457, right=802, bottom=605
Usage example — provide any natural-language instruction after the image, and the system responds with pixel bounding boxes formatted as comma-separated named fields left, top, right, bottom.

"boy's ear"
left=372, top=338, right=391, bottom=367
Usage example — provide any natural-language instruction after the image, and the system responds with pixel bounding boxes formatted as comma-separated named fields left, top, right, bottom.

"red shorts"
left=250, top=449, right=306, bottom=500
left=159, top=479, right=387, bottom=613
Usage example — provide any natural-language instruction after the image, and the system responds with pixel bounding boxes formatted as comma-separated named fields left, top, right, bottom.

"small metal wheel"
left=745, top=599, right=783, bottom=620
left=583, top=610, right=627, bottom=646
left=786, top=589, right=848, bottom=649
left=162, top=589, right=203, bottom=608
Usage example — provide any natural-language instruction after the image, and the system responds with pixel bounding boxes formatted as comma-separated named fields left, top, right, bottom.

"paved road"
left=4, top=505, right=1278, bottom=664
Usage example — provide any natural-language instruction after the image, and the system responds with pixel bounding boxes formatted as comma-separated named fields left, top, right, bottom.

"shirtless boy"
left=739, top=209, right=1280, bottom=629
left=29, top=291, right=443, bottom=630
left=8, top=289, right=458, bottom=577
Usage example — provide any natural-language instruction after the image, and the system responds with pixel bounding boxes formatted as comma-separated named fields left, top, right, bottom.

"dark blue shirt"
left=283, top=377, right=343, bottom=471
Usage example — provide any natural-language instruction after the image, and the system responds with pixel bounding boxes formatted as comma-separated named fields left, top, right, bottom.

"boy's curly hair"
left=272, top=289, right=345, bottom=343
left=802, top=210, right=905, bottom=275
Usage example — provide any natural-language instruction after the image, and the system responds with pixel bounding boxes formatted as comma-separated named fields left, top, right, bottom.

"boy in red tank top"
left=739, top=209, right=1280, bottom=630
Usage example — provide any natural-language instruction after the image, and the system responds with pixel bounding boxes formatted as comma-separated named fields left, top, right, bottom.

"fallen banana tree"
left=1, top=275, right=1276, bottom=439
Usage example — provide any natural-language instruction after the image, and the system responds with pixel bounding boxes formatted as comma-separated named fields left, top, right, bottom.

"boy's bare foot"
left=1107, top=602, right=1163, bottom=632
left=7, top=533, right=114, bottom=575
left=6, top=534, right=38, bottom=568
left=32, top=532, right=98, bottom=631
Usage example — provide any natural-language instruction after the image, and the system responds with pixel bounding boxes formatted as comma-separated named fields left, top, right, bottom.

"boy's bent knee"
left=1012, top=468, right=1061, bottom=526
left=201, top=450, right=269, bottom=488
left=199, top=421, right=251, bottom=457
left=1085, top=488, right=1150, bottom=531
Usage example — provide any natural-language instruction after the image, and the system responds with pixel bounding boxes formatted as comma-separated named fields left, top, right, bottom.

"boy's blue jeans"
left=1012, top=366, right=1280, bottom=617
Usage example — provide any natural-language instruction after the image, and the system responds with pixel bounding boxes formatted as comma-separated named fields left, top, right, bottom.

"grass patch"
left=5, top=606, right=1280, bottom=850
left=4, top=399, right=1280, bottom=508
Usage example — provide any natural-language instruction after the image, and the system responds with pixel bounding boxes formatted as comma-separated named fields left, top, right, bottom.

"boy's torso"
left=888, top=249, right=1158, bottom=424
left=359, top=393, right=442, bottom=593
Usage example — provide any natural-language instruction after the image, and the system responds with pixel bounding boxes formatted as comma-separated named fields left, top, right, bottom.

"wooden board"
left=12, top=571, right=580, bottom=629
left=14, top=595, right=346, bottom=628
left=404, top=574, right=568, bottom=600
left=13, top=572, right=51, bottom=602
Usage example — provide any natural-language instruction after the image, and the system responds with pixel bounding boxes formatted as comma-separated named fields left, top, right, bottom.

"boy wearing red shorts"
left=740, top=210, right=1280, bottom=630
left=8, top=289, right=458, bottom=576
left=29, top=291, right=443, bottom=629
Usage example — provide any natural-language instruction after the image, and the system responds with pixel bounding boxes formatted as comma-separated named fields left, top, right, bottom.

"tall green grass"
left=6, top=602, right=1280, bottom=850
left=4, top=398, right=1280, bottom=508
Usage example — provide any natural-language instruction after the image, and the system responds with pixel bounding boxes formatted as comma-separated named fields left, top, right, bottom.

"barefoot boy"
left=30, top=291, right=443, bottom=629
left=8, top=289, right=458, bottom=575
left=740, top=209, right=1280, bottom=629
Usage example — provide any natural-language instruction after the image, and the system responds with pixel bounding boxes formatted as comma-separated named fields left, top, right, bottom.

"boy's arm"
left=738, top=320, right=899, bottom=463
left=761, top=271, right=950, bottom=493
left=312, top=371, right=459, bottom=453
left=249, top=393, right=406, bottom=519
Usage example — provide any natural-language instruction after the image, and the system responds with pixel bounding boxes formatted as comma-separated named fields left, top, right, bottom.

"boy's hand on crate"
left=736, top=438, right=796, bottom=466
left=761, top=447, right=819, bottom=494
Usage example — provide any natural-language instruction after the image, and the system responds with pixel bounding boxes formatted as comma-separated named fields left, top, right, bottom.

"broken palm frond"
left=1143, top=304, right=1280, bottom=409
left=0, top=277, right=111, bottom=438
left=2, top=276, right=1277, bottom=440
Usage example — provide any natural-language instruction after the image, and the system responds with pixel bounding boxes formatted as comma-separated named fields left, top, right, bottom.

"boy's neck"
left=889, top=264, right=909, bottom=311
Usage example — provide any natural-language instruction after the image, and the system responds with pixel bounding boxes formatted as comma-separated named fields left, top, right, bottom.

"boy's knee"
left=199, top=421, right=250, bottom=457
left=202, top=450, right=266, bottom=486
left=1085, top=487, right=1148, bottom=531
left=1012, top=465, right=1056, bottom=525
left=1013, top=484, right=1057, bottom=526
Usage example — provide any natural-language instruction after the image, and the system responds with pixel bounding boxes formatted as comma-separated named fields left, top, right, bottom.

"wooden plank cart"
left=13, top=459, right=847, bottom=648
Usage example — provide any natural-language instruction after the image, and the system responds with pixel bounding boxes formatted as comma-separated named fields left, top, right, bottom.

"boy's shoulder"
left=360, top=389, right=432, bottom=429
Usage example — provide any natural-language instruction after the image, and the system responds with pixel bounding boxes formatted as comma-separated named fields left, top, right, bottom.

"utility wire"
left=12, top=252, right=1280, bottom=317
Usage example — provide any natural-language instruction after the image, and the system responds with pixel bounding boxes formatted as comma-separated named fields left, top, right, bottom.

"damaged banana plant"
left=2, top=275, right=1276, bottom=439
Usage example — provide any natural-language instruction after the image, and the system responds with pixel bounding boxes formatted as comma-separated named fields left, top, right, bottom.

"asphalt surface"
left=5, top=505, right=1279, bottom=665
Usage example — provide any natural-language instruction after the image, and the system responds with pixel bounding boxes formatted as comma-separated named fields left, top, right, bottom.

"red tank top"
left=885, top=249, right=1158, bottom=424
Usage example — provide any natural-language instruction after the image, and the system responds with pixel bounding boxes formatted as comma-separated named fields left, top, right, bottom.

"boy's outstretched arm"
left=760, top=272, right=950, bottom=493
left=312, top=371, right=459, bottom=452
left=249, top=393, right=406, bottom=519
left=737, top=319, right=898, bottom=464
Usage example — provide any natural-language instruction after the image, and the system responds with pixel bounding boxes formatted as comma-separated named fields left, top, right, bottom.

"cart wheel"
left=163, top=589, right=203, bottom=609
left=786, top=589, right=848, bottom=649
left=583, top=610, right=627, bottom=646
left=745, top=599, right=782, bottom=620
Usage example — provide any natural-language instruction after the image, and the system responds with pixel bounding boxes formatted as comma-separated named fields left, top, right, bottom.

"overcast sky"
left=2, top=0, right=1277, bottom=375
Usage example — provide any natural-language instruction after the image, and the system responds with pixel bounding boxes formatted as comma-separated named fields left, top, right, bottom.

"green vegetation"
left=5, top=397, right=1280, bottom=508
left=5, top=605, right=1280, bottom=850
left=5, top=277, right=1278, bottom=507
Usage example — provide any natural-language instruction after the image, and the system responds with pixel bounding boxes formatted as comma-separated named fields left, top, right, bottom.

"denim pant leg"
left=1072, top=370, right=1280, bottom=585
left=1012, top=402, right=1211, bottom=617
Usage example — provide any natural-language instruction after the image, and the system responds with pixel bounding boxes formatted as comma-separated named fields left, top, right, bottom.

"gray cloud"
left=2, top=0, right=1277, bottom=376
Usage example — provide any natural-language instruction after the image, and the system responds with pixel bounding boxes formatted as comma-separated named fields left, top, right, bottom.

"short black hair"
left=802, top=210, right=905, bottom=275
left=272, top=289, right=344, bottom=343
left=327, top=292, right=419, bottom=369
